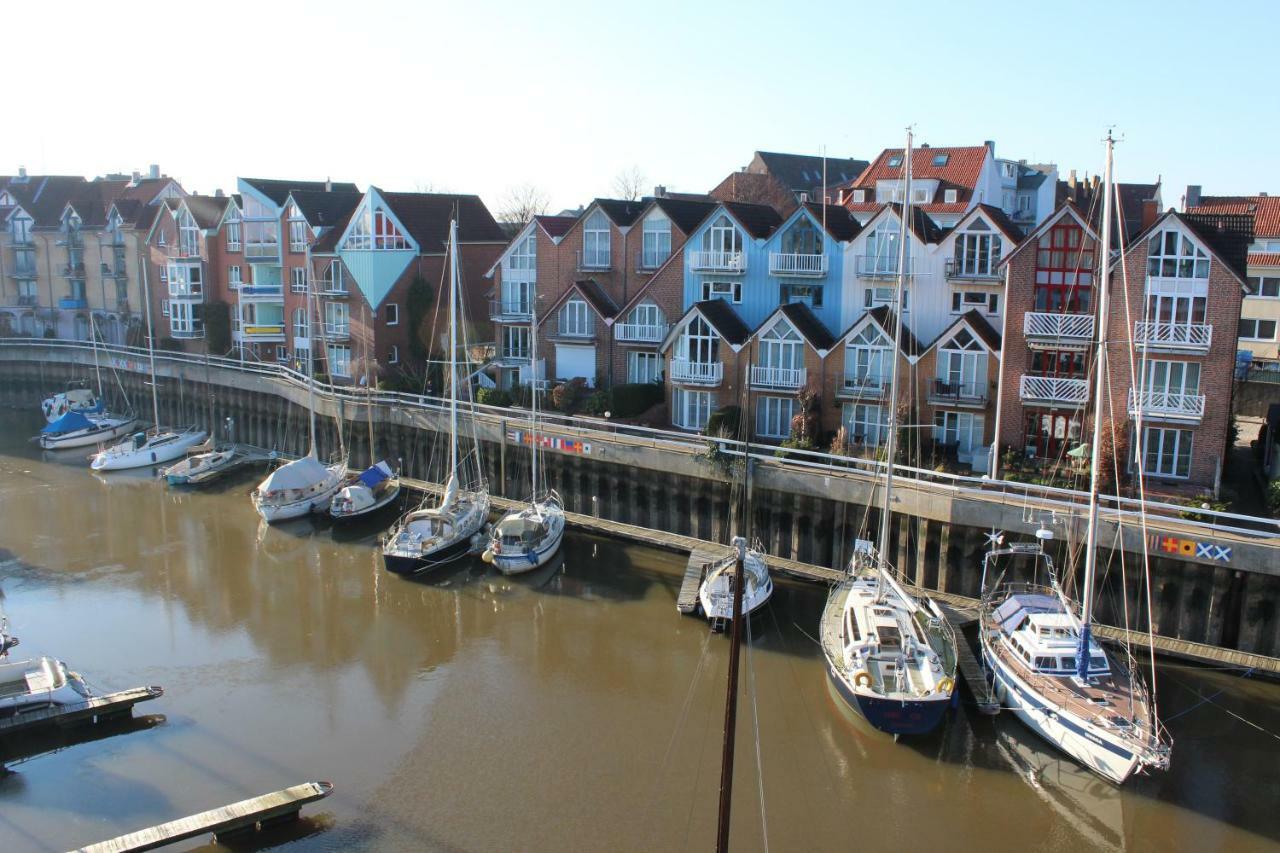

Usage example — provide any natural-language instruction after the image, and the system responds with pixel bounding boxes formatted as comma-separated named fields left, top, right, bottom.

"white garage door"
left=554, top=344, right=596, bottom=387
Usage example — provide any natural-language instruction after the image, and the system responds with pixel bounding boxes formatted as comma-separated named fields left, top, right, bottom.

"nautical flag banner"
left=1147, top=534, right=1231, bottom=564
left=507, top=430, right=591, bottom=455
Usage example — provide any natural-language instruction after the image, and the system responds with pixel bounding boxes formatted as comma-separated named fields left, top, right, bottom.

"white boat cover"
left=260, top=455, right=330, bottom=491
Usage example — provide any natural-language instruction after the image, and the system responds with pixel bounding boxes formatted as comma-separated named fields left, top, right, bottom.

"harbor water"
left=0, top=412, right=1277, bottom=852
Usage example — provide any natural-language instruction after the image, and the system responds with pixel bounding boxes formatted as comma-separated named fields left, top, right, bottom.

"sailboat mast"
left=529, top=280, right=540, bottom=503
left=1077, top=132, right=1115, bottom=679
left=88, top=311, right=103, bottom=397
left=878, top=128, right=912, bottom=563
left=140, top=254, right=161, bottom=430
left=305, top=259, right=318, bottom=456
left=365, top=300, right=375, bottom=466
left=448, top=219, right=459, bottom=480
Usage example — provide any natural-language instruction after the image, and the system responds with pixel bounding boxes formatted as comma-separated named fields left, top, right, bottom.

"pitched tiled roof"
left=310, top=208, right=352, bottom=254
left=115, top=178, right=179, bottom=205
left=653, top=197, right=716, bottom=235
left=776, top=302, right=834, bottom=351
left=722, top=201, right=783, bottom=239
left=845, top=145, right=990, bottom=215
left=1189, top=195, right=1280, bottom=238
left=803, top=203, right=862, bottom=241
left=1249, top=252, right=1280, bottom=267
left=184, top=194, right=229, bottom=230
left=535, top=214, right=577, bottom=239
left=379, top=191, right=507, bottom=251
left=110, top=198, right=145, bottom=227
left=694, top=299, right=751, bottom=346
left=594, top=198, right=646, bottom=227
left=572, top=279, right=620, bottom=320
left=754, top=151, right=869, bottom=193
left=289, top=189, right=363, bottom=230
left=241, top=177, right=360, bottom=207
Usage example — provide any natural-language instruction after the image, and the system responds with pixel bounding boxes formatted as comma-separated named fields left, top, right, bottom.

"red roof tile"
left=844, top=145, right=989, bottom=215
left=1249, top=252, right=1280, bottom=267
left=1191, top=195, right=1280, bottom=238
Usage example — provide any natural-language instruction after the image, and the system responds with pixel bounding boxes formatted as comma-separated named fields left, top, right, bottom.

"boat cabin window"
left=844, top=610, right=861, bottom=643
left=1090, top=655, right=1106, bottom=670
left=1058, top=657, right=1074, bottom=670
left=1035, top=656, right=1055, bottom=670
left=876, top=626, right=902, bottom=649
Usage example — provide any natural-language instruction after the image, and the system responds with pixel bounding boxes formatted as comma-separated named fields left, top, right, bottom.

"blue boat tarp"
left=357, top=460, right=394, bottom=488
left=42, top=411, right=94, bottom=434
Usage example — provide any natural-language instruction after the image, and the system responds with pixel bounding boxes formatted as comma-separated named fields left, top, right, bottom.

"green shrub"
left=477, top=387, right=512, bottom=408
left=706, top=405, right=741, bottom=438
left=204, top=300, right=231, bottom=355
left=610, top=382, right=663, bottom=417
left=583, top=389, right=611, bottom=416
left=551, top=377, right=587, bottom=412
left=1265, top=480, right=1280, bottom=517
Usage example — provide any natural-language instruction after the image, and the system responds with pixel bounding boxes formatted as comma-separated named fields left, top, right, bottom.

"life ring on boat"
left=852, top=670, right=873, bottom=689
left=936, top=677, right=955, bottom=695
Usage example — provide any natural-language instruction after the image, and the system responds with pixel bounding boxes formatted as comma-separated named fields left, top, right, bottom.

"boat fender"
left=937, top=677, right=955, bottom=695
left=481, top=549, right=495, bottom=564
left=853, top=670, right=873, bottom=689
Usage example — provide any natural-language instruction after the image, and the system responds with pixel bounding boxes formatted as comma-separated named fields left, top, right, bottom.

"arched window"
left=680, top=316, right=717, bottom=364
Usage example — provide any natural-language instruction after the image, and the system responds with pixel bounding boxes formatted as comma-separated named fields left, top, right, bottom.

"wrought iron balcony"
left=750, top=365, right=806, bottom=390
left=60, top=262, right=86, bottom=277
left=769, top=253, right=828, bottom=277
left=688, top=250, right=746, bottom=273
left=944, top=259, right=1001, bottom=281
left=1134, top=321, right=1212, bottom=353
left=1023, top=312, right=1094, bottom=348
left=1127, top=388, right=1206, bottom=423
left=927, top=377, right=987, bottom=406
left=839, top=375, right=889, bottom=398
left=670, top=359, right=722, bottom=386
left=1019, top=375, right=1089, bottom=405
left=614, top=322, right=668, bottom=343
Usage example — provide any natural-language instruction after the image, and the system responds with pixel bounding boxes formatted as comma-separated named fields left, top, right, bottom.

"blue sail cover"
left=357, top=460, right=393, bottom=488
left=42, top=410, right=94, bottom=434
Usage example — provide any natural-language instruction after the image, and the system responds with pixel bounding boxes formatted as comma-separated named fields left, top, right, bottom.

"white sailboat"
left=252, top=260, right=346, bottom=521
left=0, top=656, right=92, bottom=715
left=697, top=547, right=772, bottom=623
left=820, top=130, right=959, bottom=737
left=383, top=219, right=490, bottom=572
left=41, top=383, right=100, bottom=423
left=36, top=315, right=136, bottom=450
left=483, top=260, right=564, bottom=575
left=90, top=261, right=206, bottom=470
left=979, top=134, right=1171, bottom=785
left=331, top=342, right=401, bottom=520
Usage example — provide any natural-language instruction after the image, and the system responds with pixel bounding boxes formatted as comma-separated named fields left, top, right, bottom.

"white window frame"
left=679, top=316, right=718, bottom=364
left=388, top=345, right=399, bottom=364
left=1147, top=228, right=1209, bottom=279
left=225, top=208, right=242, bottom=251
left=327, top=344, right=353, bottom=378
left=642, top=212, right=671, bottom=268
left=702, top=215, right=742, bottom=254
left=559, top=298, right=592, bottom=337
left=933, top=410, right=982, bottom=453
left=1141, top=426, right=1193, bottom=479
left=756, top=396, right=795, bottom=438
left=161, top=299, right=170, bottom=317
left=582, top=210, right=611, bottom=268
left=287, top=203, right=308, bottom=252
left=290, top=267, right=308, bottom=293
left=1143, top=360, right=1201, bottom=395
left=1240, top=318, right=1278, bottom=341
left=509, top=233, right=537, bottom=271
left=228, top=265, right=242, bottom=289
left=323, top=301, right=350, bottom=336
left=385, top=303, right=399, bottom=326
left=672, top=387, right=713, bottom=431
left=627, top=351, right=661, bottom=384
left=169, top=301, right=202, bottom=336
left=759, top=319, right=803, bottom=370
left=291, top=307, right=310, bottom=338
left=503, top=325, right=530, bottom=360
left=845, top=326, right=891, bottom=387
left=178, top=209, right=200, bottom=257
left=953, top=228, right=1002, bottom=277
left=701, top=280, right=742, bottom=303
left=842, top=402, right=889, bottom=446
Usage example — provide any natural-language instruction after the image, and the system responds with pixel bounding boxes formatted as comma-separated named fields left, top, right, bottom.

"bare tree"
left=497, top=183, right=549, bottom=226
left=612, top=165, right=647, bottom=201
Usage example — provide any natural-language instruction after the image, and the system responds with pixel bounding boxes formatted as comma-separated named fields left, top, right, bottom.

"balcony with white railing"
left=170, top=325, right=205, bottom=340
left=317, top=280, right=348, bottom=297
left=944, top=259, right=1001, bottom=281
left=1023, top=312, right=1094, bottom=348
left=688, top=250, right=746, bottom=273
left=769, top=253, right=828, bottom=277
left=927, top=378, right=987, bottom=407
left=489, top=299, right=533, bottom=322
left=1134, top=321, right=1212, bottom=353
left=237, top=284, right=284, bottom=301
left=614, top=322, right=668, bottom=343
left=670, top=359, right=722, bottom=386
left=167, top=281, right=203, bottom=300
left=856, top=255, right=907, bottom=278
left=1019, top=375, right=1090, bottom=406
left=1128, top=388, right=1206, bottom=423
left=838, top=374, right=889, bottom=399
left=751, top=365, right=806, bottom=390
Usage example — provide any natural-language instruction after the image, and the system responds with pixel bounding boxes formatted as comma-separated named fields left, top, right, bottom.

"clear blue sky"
left=4, top=0, right=1273, bottom=214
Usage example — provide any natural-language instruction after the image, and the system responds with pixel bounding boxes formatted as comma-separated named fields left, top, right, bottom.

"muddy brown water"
left=0, top=412, right=1277, bottom=851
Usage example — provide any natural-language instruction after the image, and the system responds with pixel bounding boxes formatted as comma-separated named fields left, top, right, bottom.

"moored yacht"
left=0, top=656, right=91, bottom=716
left=698, top=546, right=772, bottom=624
left=253, top=454, right=347, bottom=522
left=41, top=385, right=101, bottom=423
left=38, top=411, right=135, bottom=450
left=485, top=491, right=565, bottom=574
left=90, top=425, right=208, bottom=471
left=331, top=461, right=402, bottom=520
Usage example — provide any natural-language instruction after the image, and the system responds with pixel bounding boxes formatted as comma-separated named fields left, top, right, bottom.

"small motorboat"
left=330, top=460, right=401, bottom=521
left=484, top=490, right=566, bottom=575
left=37, top=411, right=136, bottom=451
left=41, top=386, right=101, bottom=423
left=0, top=656, right=92, bottom=717
left=253, top=454, right=347, bottom=523
left=162, top=441, right=242, bottom=486
left=698, top=544, right=773, bottom=625
left=91, top=426, right=209, bottom=471
left=383, top=476, right=490, bottom=573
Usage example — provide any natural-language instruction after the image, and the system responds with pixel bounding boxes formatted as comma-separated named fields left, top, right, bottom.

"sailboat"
left=90, top=263, right=206, bottom=470
left=162, top=438, right=239, bottom=486
left=252, top=261, right=346, bottom=521
left=483, top=271, right=564, bottom=575
left=36, top=316, right=135, bottom=450
left=698, top=548, right=773, bottom=624
left=41, top=382, right=100, bottom=423
left=330, top=342, right=401, bottom=521
left=979, top=134, right=1170, bottom=785
left=382, top=219, right=490, bottom=572
left=820, top=131, right=959, bottom=736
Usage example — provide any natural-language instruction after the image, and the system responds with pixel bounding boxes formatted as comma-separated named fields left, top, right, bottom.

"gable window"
left=642, top=211, right=671, bottom=269
left=322, top=262, right=346, bottom=293
left=375, top=210, right=407, bottom=249
left=702, top=215, right=742, bottom=255
left=845, top=326, right=891, bottom=389
left=225, top=208, right=242, bottom=251
left=1141, top=426, right=1192, bottom=478
left=158, top=228, right=166, bottom=247
left=952, top=223, right=1002, bottom=277
left=343, top=206, right=408, bottom=251
left=581, top=210, right=611, bottom=269
left=178, top=209, right=200, bottom=257
left=228, top=265, right=242, bottom=289
left=290, top=267, right=308, bottom=293
left=385, top=303, right=399, bottom=326
left=1034, top=219, right=1095, bottom=312
left=627, top=351, right=661, bottom=384
left=291, top=307, right=310, bottom=339
left=937, top=328, right=986, bottom=399
left=10, top=212, right=33, bottom=244
left=842, top=403, right=889, bottom=446
left=1147, top=229, right=1209, bottom=279
left=702, top=281, right=742, bottom=303
left=1240, top=318, right=1278, bottom=340
left=672, top=387, right=713, bottom=431
left=781, top=218, right=822, bottom=256
left=758, top=319, right=803, bottom=371
left=559, top=297, right=593, bottom=337
left=621, top=301, right=665, bottom=341
left=288, top=203, right=308, bottom=252
left=509, top=233, right=536, bottom=271
left=862, top=222, right=902, bottom=276
left=756, top=396, right=795, bottom=438
left=678, top=316, right=718, bottom=364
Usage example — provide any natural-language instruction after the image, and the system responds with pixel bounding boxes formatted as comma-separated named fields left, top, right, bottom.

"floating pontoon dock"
left=0, top=686, right=162, bottom=738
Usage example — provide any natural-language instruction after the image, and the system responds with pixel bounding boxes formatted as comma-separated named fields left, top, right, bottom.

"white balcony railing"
left=751, top=365, right=806, bottom=389
left=768, top=253, right=827, bottom=277
left=688, top=251, right=746, bottom=273
left=1128, top=388, right=1206, bottom=421
left=1134, top=321, right=1212, bottom=352
left=1019, top=375, right=1089, bottom=405
left=1024, top=312, right=1094, bottom=343
left=614, top=323, right=668, bottom=343
left=840, top=375, right=888, bottom=396
left=670, top=359, right=723, bottom=385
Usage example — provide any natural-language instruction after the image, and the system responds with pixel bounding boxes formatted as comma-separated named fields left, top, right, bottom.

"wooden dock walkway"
left=938, top=604, right=1000, bottom=714
left=72, top=780, right=334, bottom=852
left=676, top=547, right=725, bottom=614
left=0, top=686, right=162, bottom=738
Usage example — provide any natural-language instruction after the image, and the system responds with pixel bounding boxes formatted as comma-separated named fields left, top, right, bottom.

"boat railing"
left=7, top=338, right=1280, bottom=541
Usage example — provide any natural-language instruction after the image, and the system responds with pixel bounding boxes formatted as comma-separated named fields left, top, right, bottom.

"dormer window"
left=703, top=215, right=742, bottom=255
left=287, top=202, right=308, bottom=252
left=944, top=189, right=958, bottom=204
left=853, top=189, right=866, bottom=204
left=343, top=206, right=408, bottom=251
left=932, top=154, right=950, bottom=167
left=641, top=210, right=671, bottom=269
left=1147, top=229, right=1209, bottom=279
left=582, top=210, right=611, bottom=268
left=911, top=187, right=930, bottom=204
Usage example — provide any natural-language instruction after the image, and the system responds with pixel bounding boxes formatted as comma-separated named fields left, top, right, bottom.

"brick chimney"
left=1141, top=198, right=1159, bottom=231
left=1185, top=184, right=1202, bottom=208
